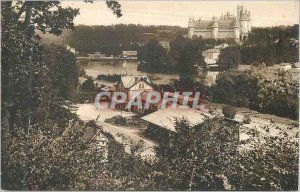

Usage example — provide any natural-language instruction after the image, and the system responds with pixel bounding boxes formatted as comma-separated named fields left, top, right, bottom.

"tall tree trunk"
left=23, top=2, right=32, bottom=30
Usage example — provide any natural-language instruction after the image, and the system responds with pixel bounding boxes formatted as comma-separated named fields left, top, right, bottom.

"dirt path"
left=75, top=103, right=156, bottom=158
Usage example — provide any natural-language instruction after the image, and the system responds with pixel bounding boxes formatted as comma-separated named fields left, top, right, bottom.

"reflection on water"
left=83, top=61, right=179, bottom=84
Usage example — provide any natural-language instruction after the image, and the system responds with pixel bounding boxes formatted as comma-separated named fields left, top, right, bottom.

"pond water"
left=82, top=61, right=180, bottom=85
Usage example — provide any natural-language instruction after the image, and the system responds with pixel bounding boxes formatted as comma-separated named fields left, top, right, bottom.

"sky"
left=62, top=1, right=299, bottom=27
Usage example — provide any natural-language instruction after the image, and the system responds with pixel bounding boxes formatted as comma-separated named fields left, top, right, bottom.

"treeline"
left=138, top=36, right=237, bottom=74
left=209, top=64, right=299, bottom=120
left=66, top=24, right=187, bottom=55
left=241, top=25, right=299, bottom=65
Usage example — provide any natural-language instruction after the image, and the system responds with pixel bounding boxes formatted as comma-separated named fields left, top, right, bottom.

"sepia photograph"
left=1, top=0, right=299, bottom=191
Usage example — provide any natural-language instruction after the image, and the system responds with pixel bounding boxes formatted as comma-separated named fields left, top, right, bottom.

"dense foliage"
left=44, top=45, right=79, bottom=99
left=138, top=36, right=223, bottom=75
left=154, top=117, right=298, bottom=190
left=241, top=25, right=299, bottom=65
left=97, top=74, right=121, bottom=82
left=66, top=24, right=187, bottom=55
left=210, top=65, right=299, bottom=119
left=218, top=46, right=241, bottom=69
left=154, top=117, right=240, bottom=190
left=1, top=1, right=157, bottom=190
left=81, top=78, right=96, bottom=92
left=138, top=39, right=172, bottom=73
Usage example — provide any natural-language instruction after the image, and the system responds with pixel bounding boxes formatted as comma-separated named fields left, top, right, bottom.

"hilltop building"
left=188, top=5, right=251, bottom=42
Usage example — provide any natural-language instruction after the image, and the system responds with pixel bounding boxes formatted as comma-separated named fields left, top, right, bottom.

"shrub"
left=222, top=105, right=237, bottom=119
left=97, top=74, right=121, bottom=82
left=81, top=78, right=95, bottom=92
left=243, top=114, right=251, bottom=124
left=75, top=92, right=96, bottom=103
left=115, top=115, right=127, bottom=125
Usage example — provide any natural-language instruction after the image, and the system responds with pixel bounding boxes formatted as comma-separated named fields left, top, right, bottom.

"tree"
left=154, top=117, right=240, bottom=190
left=241, top=26, right=299, bottom=65
left=81, top=78, right=96, bottom=92
left=218, top=46, right=241, bottom=69
left=210, top=66, right=299, bottom=120
left=138, top=39, right=171, bottom=73
left=1, top=1, right=124, bottom=190
left=44, top=45, right=79, bottom=99
left=154, top=117, right=298, bottom=190
left=230, top=123, right=298, bottom=190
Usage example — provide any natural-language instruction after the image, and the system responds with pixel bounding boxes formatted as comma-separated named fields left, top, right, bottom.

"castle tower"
left=188, top=17, right=195, bottom=38
left=239, top=6, right=251, bottom=41
left=247, top=11, right=252, bottom=32
left=211, top=16, right=218, bottom=39
left=233, top=18, right=240, bottom=43
left=237, top=5, right=241, bottom=20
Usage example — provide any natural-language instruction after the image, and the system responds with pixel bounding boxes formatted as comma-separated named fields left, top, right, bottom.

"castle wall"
left=188, top=6, right=251, bottom=42
left=217, top=30, right=236, bottom=39
left=193, top=30, right=213, bottom=38
left=193, top=29, right=237, bottom=39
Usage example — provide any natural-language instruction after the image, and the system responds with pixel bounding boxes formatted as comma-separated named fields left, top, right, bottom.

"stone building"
left=188, top=5, right=251, bottom=42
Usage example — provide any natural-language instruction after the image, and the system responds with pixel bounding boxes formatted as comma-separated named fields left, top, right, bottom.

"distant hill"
left=64, top=24, right=188, bottom=54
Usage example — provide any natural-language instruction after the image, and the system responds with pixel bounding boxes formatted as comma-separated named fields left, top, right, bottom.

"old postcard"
left=1, top=1, right=299, bottom=191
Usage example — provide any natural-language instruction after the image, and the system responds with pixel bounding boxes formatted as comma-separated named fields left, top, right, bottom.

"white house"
left=202, top=48, right=220, bottom=65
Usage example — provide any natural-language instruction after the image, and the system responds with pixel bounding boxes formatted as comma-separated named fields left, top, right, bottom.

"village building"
left=115, top=75, right=157, bottom=113
left=121, top=51, right=138, bottom=59
left=202, top=43, right=229, bottom=68
left=142, top=107, right=209, bottom=133
left=88, top=52, right=106, bottom=59
left=188, top=5, right=251, bottom=42
left=202, top=48, right=220, bottom=65
left=142, top=107, right=242, bottom=144
left=164, top=92, right=203, bottom=108
left=114, top=76, right=208, bottom=113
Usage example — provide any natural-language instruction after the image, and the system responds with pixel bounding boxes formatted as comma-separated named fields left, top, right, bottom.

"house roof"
left=193, top=19, right=235, bottom=29
left=141, top=107, right=210, bottom=132
left=193, top=20, right=212, bottom=29
left=120, top=76, right=153, bottom=89
left=218, top=19, right=234, bottom=29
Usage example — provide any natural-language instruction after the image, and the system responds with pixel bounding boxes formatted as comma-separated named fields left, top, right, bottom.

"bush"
left=243, top=114, right=251, bottom=124
left=81, top=78, right=95, bottom=92
left=115, top=115, right=127, bottom=125
left=97, top=74, right=121, bottom=82
left=222, top=105, right=237, bottom=119
left=75, top=92, right=96, bottom=103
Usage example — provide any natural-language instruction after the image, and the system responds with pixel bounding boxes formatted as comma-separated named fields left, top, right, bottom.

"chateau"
left=188, top=6, right=251, bottom=42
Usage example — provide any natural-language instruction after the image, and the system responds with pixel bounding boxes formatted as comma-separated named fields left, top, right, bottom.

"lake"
left=82, top=61, right=180, bottom=85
